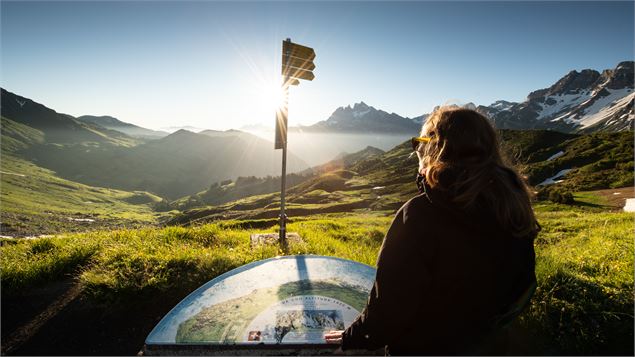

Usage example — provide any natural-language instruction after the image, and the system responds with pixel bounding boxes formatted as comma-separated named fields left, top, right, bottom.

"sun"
left=261, top=81, right=286, bottom=113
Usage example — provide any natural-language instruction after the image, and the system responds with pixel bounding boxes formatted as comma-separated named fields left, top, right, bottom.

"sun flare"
left=259, top=81, right=286, bottom=113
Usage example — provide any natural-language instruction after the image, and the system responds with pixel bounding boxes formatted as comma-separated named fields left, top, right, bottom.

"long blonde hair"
left=417, top=107, right=538, bottom=237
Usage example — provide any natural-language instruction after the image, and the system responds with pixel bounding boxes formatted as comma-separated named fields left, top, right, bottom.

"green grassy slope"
left=1, top=117, right=167, bottom=236
left=2, top=89, right=311, bottom=200
left=21, top=129, right=309, bottom=199
left=0, top=117, right=45, bottom=152
left=1, top=88, right=140, bottom=146
left=521, top=130, right=634, bottom=189
left=1, top=198, right=632, bottom=354
left=0, top=154, right=164, bottom=236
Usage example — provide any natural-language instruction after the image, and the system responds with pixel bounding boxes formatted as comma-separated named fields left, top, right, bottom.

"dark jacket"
left=341, top=184, right=537, bottom=355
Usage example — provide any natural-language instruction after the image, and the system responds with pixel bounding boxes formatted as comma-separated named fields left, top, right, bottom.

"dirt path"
left=591, top=187, right=635, bottom=210
left=1, top=283, right=82, bottom=355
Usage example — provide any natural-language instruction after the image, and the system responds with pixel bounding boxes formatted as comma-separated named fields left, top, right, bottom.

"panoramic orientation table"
left=143, top=255, right=379, bottom=355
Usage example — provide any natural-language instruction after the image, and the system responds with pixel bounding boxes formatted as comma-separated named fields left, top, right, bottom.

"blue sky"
left=1, top=1, right=633, bottom=131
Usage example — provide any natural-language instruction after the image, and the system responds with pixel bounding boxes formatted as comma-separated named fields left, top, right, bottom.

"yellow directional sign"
left=281, top=40, right=315, bottom=82
left=282, top=41, right=316, bottom=61
left=282, top=66, right=315, bottom=81
left=282, top=54, right=316, bottom=71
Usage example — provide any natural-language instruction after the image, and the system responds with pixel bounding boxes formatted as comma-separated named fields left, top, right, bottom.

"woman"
left=325, top=107, right=539, bottom=355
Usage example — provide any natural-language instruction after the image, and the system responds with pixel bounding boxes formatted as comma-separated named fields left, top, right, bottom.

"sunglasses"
left=411, top=136, right=432, bottom=151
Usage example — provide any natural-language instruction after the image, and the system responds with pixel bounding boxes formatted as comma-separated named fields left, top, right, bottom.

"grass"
left=1, top=197, right=633, bottom=354
left=1, top=213, right=389, bottom=298
left=0, top=154, right=165, bottom=236
left=521, top=205, right=634, bottom=355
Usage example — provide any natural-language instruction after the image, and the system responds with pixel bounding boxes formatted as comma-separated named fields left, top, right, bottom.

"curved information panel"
left=145, top=255, right=376, bottom=346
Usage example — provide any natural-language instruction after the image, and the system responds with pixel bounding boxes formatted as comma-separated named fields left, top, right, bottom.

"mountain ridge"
left=299, top=101, right=421, bottom=134
left=485, top=61, right=634, bottom=132
left=1, top=89, right=309, bottom=199
left=77, top=115, right=169, bottom=139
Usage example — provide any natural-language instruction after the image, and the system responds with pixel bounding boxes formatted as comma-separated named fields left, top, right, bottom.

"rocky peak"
left=553, top=69, right=599, bottom=94
left=332, top=102, right=374, bottom=117
left=528, top=69, right=600, bottom=100
left=353, top=101, right=369, bottom=110
left=606, top=61, right=634, bottom=90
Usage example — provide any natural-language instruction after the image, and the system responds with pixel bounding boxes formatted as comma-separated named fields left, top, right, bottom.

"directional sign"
left=282, top=66, right=315, bottom=81
left=282, top=54, right=316, bottom=71
left=282, top=40, right=315, bottom=82
left=282, top=41, right=316, bottom=61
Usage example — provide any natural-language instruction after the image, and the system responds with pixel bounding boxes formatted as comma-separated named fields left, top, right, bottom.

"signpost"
left=275, top=38, right=316, bottom=244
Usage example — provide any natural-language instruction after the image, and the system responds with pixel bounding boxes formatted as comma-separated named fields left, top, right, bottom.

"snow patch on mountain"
left=538, top=91, right=593, bottom=120
left=546, top=151, right=565, bottom=161
left=490, top=100, right=515, bottom=111
left=575, top=89, right=635, bottom=128
left=537, top=169, right=572, bottom=186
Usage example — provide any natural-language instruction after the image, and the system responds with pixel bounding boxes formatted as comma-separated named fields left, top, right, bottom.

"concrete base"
left=250, top=232, right=303, bottom=248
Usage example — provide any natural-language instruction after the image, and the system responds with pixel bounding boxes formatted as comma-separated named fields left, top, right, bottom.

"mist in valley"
left=244, top=130, right=412, bottom=168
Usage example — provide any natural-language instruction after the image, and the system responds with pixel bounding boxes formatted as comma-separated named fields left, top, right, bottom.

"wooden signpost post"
left=275, top=38, right=316, bottom=244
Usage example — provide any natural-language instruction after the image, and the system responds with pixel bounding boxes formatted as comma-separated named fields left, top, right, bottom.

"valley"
left=0, top=61, right=633, bottom=356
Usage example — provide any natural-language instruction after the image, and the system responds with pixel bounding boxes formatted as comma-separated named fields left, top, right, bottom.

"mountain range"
left=480, top=61, right=634, bottom=132
left=290, top=61, right=633, bottom=134
left=1, top=89, right=139, bottom=146
left=298, top=101, right=421, bottom=134
left=1, top=89, right=308, bottom=199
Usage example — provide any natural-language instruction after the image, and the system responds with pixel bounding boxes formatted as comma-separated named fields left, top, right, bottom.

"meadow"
left=1, top=192, right=633, bottom=355
left=0, top=154, right=164, bottom=237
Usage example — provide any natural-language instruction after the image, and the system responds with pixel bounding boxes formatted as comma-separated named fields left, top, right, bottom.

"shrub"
left=538, top=186, right=575, bottom=205
left=548, top=190, right=574, bottom=204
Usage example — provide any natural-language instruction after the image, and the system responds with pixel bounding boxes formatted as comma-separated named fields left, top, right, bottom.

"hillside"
left=168, top=129, right=633, bottom=225
left=1, top=117, right=45, bottom=152
left=0, top=154, right=163, bottom=237
left=514, top=130, right=634, bottom=190
left=1, top=89, right=310, bottom=199
left=17, top=129, right=308, bottom=199
left=173, top=146, right=385, bottom=209
left=77, top=115, right=168, bottom=139
left=1, top=89, right=139, bottom=146
left=0, top=118, right=164, bottom=237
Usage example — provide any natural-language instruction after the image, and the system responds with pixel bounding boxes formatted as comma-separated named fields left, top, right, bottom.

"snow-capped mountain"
left=269, top=62, right=633, bottom=135
left=476, top=100, right=517, bottom=119
left=485, top=61, right=634, bottom=132
left=302, top=101, right=421, bottom=134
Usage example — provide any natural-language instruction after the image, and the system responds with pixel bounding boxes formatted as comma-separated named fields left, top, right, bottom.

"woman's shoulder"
left=399, top=189, right=472, bottom=230
left=400, top=193, right=439, bottom=222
